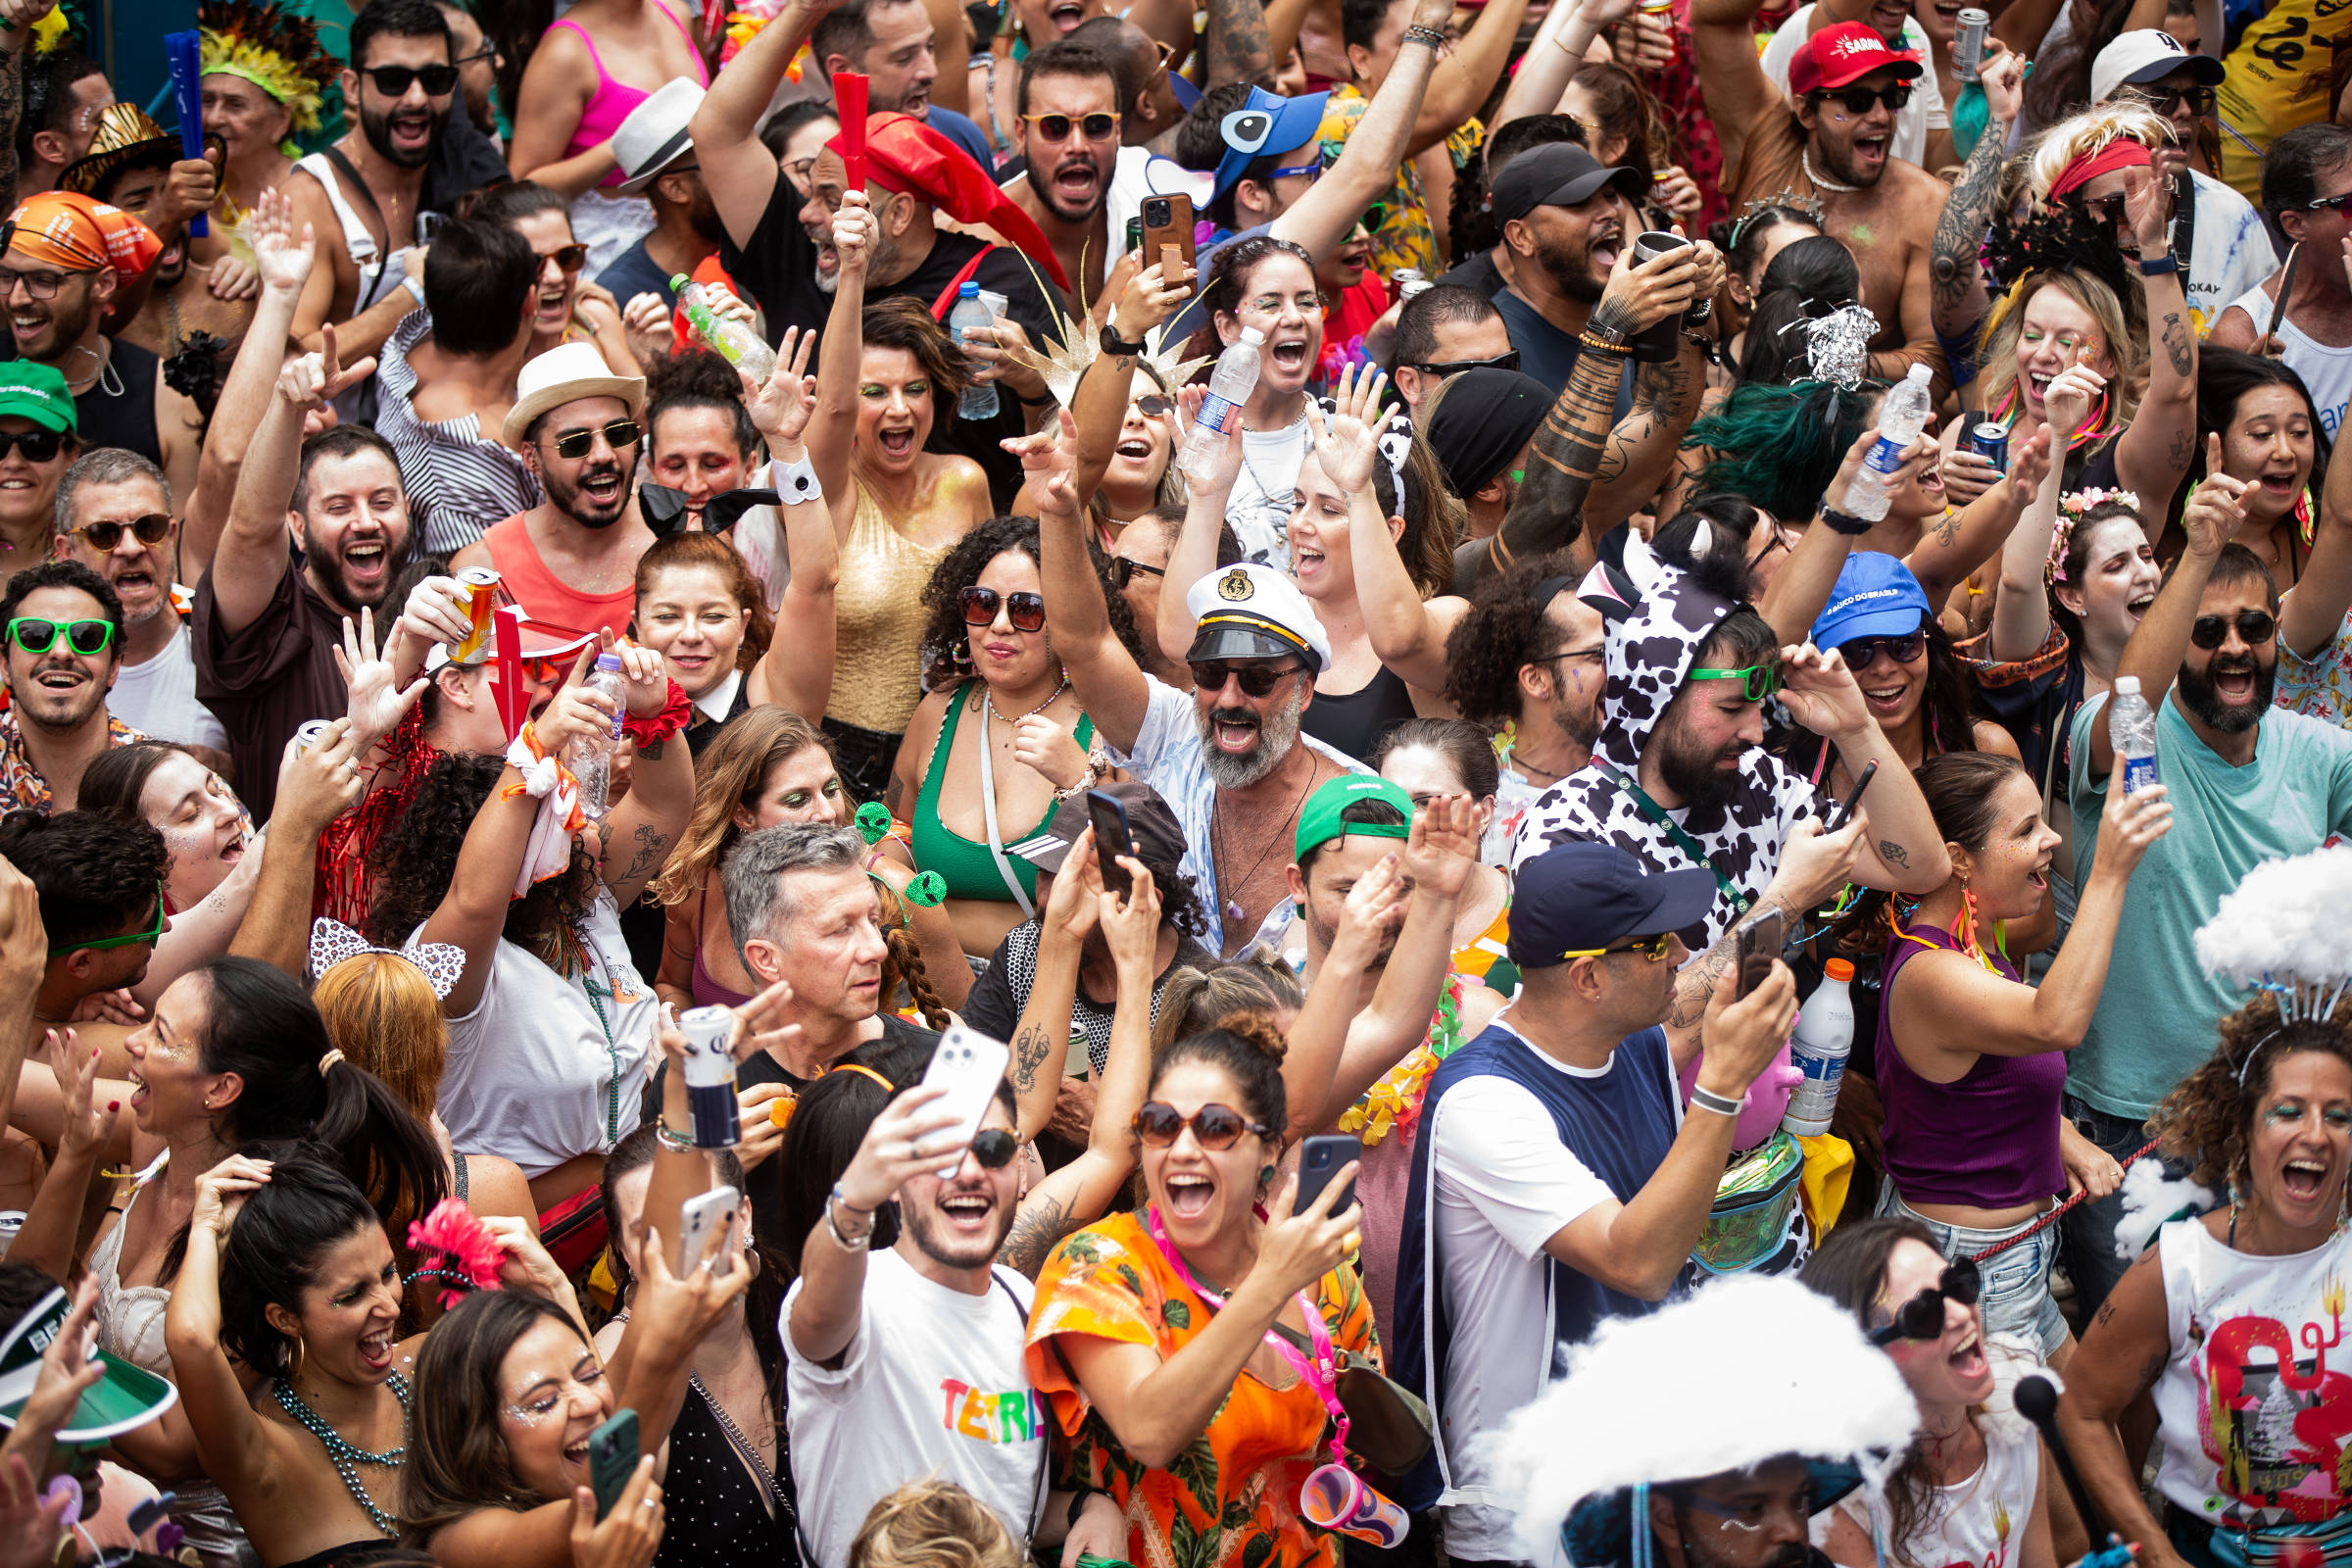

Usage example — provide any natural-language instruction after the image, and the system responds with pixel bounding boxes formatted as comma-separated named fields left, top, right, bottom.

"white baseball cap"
left=1183, top=563, right=1333, bottom=673
left=2091, top=29, right=2224, bottom=108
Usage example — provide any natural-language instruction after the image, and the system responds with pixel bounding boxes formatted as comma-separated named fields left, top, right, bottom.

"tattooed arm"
left=0, top=1, right=42, bottom=221
left=2113, top=155, right=2200, bottom=508
left=1007, top=850, right=1098, bottom=1143
left=1585, top=315, right=1713, bottom=534
left=1204, top=0, right=1275, bottom=90
left=601, top=652, right=695, bottom=909
left=1928, top=48, right=2021, bottom=348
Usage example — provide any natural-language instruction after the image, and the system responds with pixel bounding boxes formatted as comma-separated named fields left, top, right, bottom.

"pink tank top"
left=551, top=3, right=710, bottom=187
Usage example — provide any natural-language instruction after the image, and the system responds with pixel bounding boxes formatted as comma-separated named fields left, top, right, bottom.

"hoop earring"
left=287, top=1333, right=305, bottom=1385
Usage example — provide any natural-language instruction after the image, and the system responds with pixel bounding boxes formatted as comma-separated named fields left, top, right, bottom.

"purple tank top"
left=1876, top=921, right=2067, bottom=1209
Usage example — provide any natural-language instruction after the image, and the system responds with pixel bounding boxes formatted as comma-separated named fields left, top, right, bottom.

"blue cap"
left=1507, top=841, right=1718, bottom=967
left=1211, top=87, right=1332, bottom=205
left=1810, top=552, right=1933, bottom=651
left=959, top=281, right=979, bottom=296
left=1170, top=74, right=1202, bottom=112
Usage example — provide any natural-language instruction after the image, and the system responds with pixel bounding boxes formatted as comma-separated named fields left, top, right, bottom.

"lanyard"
left=1142, top=1204, right=1350, bottom=1466
left=1592, top=761, right=1752, bottom=917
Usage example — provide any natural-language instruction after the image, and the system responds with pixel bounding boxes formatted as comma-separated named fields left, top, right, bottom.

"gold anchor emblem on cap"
left=1218, top=568, right=1253, bottom=601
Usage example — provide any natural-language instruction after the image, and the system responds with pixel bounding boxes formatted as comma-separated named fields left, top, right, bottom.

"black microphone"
left=2014, top=1374, right=2110, bottom=1544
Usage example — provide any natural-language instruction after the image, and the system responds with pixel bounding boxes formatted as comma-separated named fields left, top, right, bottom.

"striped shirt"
left=375, top=309, right=542, bottom=556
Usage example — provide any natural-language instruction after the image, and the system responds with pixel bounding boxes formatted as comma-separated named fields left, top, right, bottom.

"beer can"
left=678, top=1004, right=742, bottom=1149
left=1393, top=268, right=1430, bottom=302
left=452, top=566, right=501, bottom=662
left=1962, top=420, right=2008, bottom=473
left=294, top=719, right=333, bottom=754
left=1953, top=8, right=1989, bottom=81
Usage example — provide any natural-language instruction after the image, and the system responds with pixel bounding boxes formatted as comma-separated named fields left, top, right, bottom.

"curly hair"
left=365, top=753, right=602, bottom=965
left=913, top=514, right=1149, bottom=691
left=1687, top=381, right=1877, bottom=523
left=2152, top=992, right=2352, bottom=1191
left=1440, top=549, right=1585, bottom=727
left=1449, top=115, right=1583, bottom=260
left=1152, top=1013, right=1291, bottom=1139
left=645, top=348, right=760, bottom=459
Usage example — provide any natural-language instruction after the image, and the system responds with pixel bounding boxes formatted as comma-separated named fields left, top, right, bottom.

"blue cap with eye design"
left=1211, top=87, right=1331, bottom=205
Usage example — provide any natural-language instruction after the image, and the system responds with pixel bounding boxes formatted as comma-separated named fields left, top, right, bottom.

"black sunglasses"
left=1190, top=661, right=1304, bottom=697
left=1838, top=629, right=1927, bottom=671
left=961, top=585, right=1046, bottom=631
left=1415, top=349, right=1521, bottom=377
left=2190, top=609, right=2277, bottom=649
left=1815, top=82, right=1914, bottom=115
left=2066, top=190, right=2131, bottom=226
left=549, top=418, right=640, bottom=459
left=74, top=513, right=172, bottom=551
left=360, top=62, right=460, bottom=97
left=1133, top=1101, right=1272, bottom=1150
left=967, top=1127, right=1019, bottom=1168
left=2128, top=83, right=2216, bottom=115
left=0, top=427, right=65, bottom=463
left=1868, top=1257, right=1982, bottom=1345
left=1109, top=557, right=1166, bottom=589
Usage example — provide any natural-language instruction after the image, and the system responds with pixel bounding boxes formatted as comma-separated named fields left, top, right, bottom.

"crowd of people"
left=6, top=0, right=2352, bottom=1564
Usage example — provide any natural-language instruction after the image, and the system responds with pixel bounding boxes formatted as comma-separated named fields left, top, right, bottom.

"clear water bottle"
left=2109, top=674, right=2162, bottom=795
left=671, top=275, right=777, bottom=382
left=567, top=652, right=628, bottom=820
left=1783, top=958, right=1855, bottom=1139
left=1178, top=326, right=1264, bottom=483
left=1842, top=364, right=1936, bottom=521
left=950, top=283, right=1000, bottom=420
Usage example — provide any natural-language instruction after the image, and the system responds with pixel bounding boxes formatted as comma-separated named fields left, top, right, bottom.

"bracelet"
left=2136, top=254, right=2180, bottom=276
left=830, top=1180, right=874, bottom=1216
left=1820, top=504, right=1874, bottom=536
left=1402, top=23, right=1446, bottom=48
left=1689, top=1084, right=1745, bottom=1118
left=826, top=1187, right=876, bottom=1250
left=400, top=272, right=425, bottom=307
left=654, top=1120, right=696, bottom=1153
left=1578, top=330, right=1633, bottom=358
left=770, top=453, right=822, bottom=507
left=620, top=679, right=692, bottom=748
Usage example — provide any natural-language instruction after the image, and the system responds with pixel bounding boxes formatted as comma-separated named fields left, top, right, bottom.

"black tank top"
left=75, top=338, right=162, bottom=466
left=1302, top=662, right=1418, bottom=762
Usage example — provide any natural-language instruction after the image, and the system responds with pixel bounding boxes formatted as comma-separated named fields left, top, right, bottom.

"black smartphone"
left=588, top=1408, right=640, bottom=1521
left=1296, top=1133, right=1362, bottom=1216
left=1828, top=760, right=1878, bottom=833
left=1086, top=788, right=1134, bottom=898
left=1736, top=908, right=1785, bottom=1000
left=1141, top=192, right=1197, bottom=275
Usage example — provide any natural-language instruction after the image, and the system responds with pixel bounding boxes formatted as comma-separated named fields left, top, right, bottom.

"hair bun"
left=1212, top=1008, right=1289, bottom=1064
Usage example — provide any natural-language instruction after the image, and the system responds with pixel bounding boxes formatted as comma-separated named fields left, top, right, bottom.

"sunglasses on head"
left=8, top=615, right=113, bottom=656
left=74, top=513, right=172, bottom=551
left=360, top=62, right=460, bottom=96
left=51, top=879, right=165, bottom=955
left=966, top=1127, right=1020, bottom=1168
left=0, top=427, right=64, bottom=463
left=537, top=243, right=589, bottom=274
left=2065, top=190, right=2131, bottom=226
left=1415, top=349, right=1522, bottom=377
left=1190, top=660, right=1303, bottom=697
left=2190, top=609, right=2277, bottom=649
left=1562, top=932, right=1675, bottom=962
left=1109, top=557, right=1166, bottom=589
left=1814, top=81, right=1913, bottom=115
left=1023, top=111, right=1120, bottom=142
left=548, top=418, right=640, bottom=459
left=960, top=585, right=1047, bottom=631
left=1133, top=1101, right=1272, bottom=1150
left=2127, top=83, right=2216, bottom=115
left=1867, top=1257, right=1982, bottom=1345
left=1688, top=661, right=1784, bottom=701
left=1838, top=628, right=1927, bottom=671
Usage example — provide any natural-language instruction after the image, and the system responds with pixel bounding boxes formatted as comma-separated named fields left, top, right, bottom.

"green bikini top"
left=908, top=681, right=1094, bottom=906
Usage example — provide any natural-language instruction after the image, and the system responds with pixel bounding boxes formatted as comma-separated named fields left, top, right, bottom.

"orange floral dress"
left=1025, top=1209, right=1379, bottom=1568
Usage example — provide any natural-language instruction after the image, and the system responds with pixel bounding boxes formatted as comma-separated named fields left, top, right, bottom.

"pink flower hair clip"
left=2047, top=487, right=2140, bottom=584
left=407, top=1199, right=505, bottom=1309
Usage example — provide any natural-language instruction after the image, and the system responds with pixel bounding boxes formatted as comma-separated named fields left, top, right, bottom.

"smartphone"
left=1086, top=788, right=1134, bottom=898
left=1828, top=760, right=1878, bottom=833
left=588, top=1408, right=640, bottom=1520
left=1296, top=1133, right=1362, bottom=1217
left=1736, top=908, right=1786, bottom=1000
left=675, top=1183, right=740, bottom=1276
left=1141, top=192, right=1196, bottom=277
left=919, top=1024, right=1013, bottom=1172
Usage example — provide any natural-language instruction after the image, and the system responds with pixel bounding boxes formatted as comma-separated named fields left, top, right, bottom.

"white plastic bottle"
left=1842, top=364, right=1936, bottom=521
left=949, top=282, right=1000, bottom=420
left=670, top=275, right=777, bottom=382
left=1783, top=959, right=1856, bottom=1139
left=1178, top=326, right=1265, bottom=482
left=567, top=653, right=628, bottom=820
left=2109, top=674, right=2162, bottom=795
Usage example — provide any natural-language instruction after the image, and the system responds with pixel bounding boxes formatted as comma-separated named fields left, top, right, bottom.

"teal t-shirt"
left=2068, top=689, right=2352, bottom=1120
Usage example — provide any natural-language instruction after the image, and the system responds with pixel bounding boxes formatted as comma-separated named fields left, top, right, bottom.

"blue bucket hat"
left=1211, top=86, right=1332, bottom=204
left=1809, top=552, right=1932, bottom=652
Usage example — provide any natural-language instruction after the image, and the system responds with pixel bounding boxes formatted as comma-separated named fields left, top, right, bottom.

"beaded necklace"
left=272, top=1370, right=411, bottom=1538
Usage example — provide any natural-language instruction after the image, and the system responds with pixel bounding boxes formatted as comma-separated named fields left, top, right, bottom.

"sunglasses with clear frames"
left=1109, top=557, right=1166, bottom=589
left=1133, top=1101, right=1273, bottom=1149
left=1022, top=111, right=1120, bottom=142
left=359, top=62, right=460, bottom=96
left=2189, top=609, right=2277, bottom=649
left=548, top=418, right=641, bottom=459
left=0, top=428, right=65, bottom=464
left=8, top=616, right=114, bottom=656
left=74, top=513, right=172, bottom=551
left=1813, top=82, right=1914, bottom=115
left=1837, top=629, right=1926, bottom=671
left=1867, top=1257, right=1982, bottom=1345
left=1189, top=661, right=1303, bottom=697
left=1687, top=661, right=1784, bottom=701
left=960, top=585, right=1047, bottom=631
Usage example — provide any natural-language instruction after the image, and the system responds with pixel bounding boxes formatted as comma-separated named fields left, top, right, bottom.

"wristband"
left=1820, top=504, right=1874, bottom=536
left=1402, top=23, right=1446, bottom=47
left=620, top=679, right=692, bottom=748
left=1689, top=1084, right=1745, bottom=1118
left=654, top=1120, right=696, bottom=1153
left=2136, top=254, right=2180, bottom=276
left=770, top=453, right=823, bottom=507
left=400, top=272, right=424, bottom=307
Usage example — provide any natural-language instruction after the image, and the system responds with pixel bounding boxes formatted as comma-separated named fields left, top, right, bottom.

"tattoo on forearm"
left=1012, top=1021, right=1052, bottom=1094
left=1930, top=124, right=2005, bottom=322
left=620, top=824, right=670, bottom=886
left=1000, top=1193, right=1079, bottom=1279
left=1932, top=507, right=1961, bottom=547
left=2169, top=427, right=2194, bottom=471
left=2161, top=312, right=2192, bottom=379
left=1878, top=839, right=1909, bottom=868
left=1205, top=0, right=1274, bottom=88
left=1669, top=944, right=1735, bottom=1028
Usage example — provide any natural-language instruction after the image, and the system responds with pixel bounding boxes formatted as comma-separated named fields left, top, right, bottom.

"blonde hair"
left=848, top=1481, right=1025, bottom=1568
left=1974, top=268, right=2145, bottom=429
left=312, top=953, right=449, bottom=1120
left=651, top=707, right=838, bottom=907
left=2024, top=102, right=2177, bottom=205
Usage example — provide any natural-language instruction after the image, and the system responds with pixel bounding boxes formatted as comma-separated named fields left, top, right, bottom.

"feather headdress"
left=2193, top=844, right=2352, bottom=1025
left=199, top=0, right=339, bottom=135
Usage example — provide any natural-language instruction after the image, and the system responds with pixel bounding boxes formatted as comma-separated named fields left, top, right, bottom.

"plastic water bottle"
left=567, top=653, right=628, bottom=820
left=950, top=283, right=1000, bottom=420
left=1783, top=959, right=1855, bottom=1139
left=670, top=275, right=777, bottom=382
left=1178, top=326, right=1264, bottom=482
left=2109, top=674, right=2162, bottom=795
left=1842, top=364, right=1935, bottom=521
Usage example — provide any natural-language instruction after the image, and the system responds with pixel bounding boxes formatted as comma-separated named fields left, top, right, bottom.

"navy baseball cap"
left=1809, top=552, right=1933, bottom=652
left=1509, top=842, right=1718, bottom=968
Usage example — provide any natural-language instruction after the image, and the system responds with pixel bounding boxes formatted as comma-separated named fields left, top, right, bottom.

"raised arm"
left=739, top=332, right=840, bottom=717
left=1494, top=0, right=1612, bottom=129
left=2111, top=156, right=2199, bottom=505
left=1777, top=645, right=1953, bottom=892
left=1059, top=259, right=1194, bottom=508
left=1757, top=431, right=1931, bottom=644
left=1154, top=403, right=1239, bottom=667
left=184, top=189, right=312, bottom=573
left=0, top=0, right=52, bottom=217
left=1021, top=410, right=1153, bottom=751
left=597, top=643, right=693, bottom=909
left=1268, top=0, right=1453, bottom=260
left=1587, top=292, right=1721, bottom=532
left=1320, top=370, right=1466, bottom=693
left=1202, top=0, right=1276, bottom=91
left=1690, top=0, right=1782, bottom=186
left=2284, top=359, right=2352, bottom=659
left=1007, top=832, right=1103, bottom=1142
left=1930, top=49, right=2021, bottom=348
left=1401, top=0, right=1534, bottom=159
left=692, top=0, right=838, bottom=247
left=222, top=724, right=366, bottom=978
left=163, top=1158, right=286, bottom=1509
left=808, top=195, right=869, bottom=541
left=6, top=1031, right=115, bottom=1283
left=791, top=1085, right=966, bottom=1365
left=1906, top=419, right=2053, bottom=607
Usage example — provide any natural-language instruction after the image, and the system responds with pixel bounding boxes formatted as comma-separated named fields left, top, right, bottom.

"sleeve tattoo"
left=1000, top=1192, right=1081, bottom=1278
left=1929, top=123, right=2005, bottom=331
left=1205, top=0, right=1274, bottom=89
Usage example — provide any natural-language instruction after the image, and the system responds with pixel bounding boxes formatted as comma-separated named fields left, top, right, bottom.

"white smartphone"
left=918, top=1025, right=1012, bottom=1173
left=674, top=1183, right=740, bottom=1275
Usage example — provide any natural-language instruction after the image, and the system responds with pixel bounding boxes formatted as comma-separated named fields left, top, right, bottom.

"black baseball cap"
left=1508, top=841, right=1717, bottom=968
left=1491, top=144, right=1651, bottom=226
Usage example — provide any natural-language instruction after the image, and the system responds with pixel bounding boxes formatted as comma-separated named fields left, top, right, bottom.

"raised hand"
left=1776, top=642, right=1870, bottom=740
left=1113, top=258, right=1199, bottom=342
left=602, top=632, right=669, bottom=718
left=2182, top=433, right=2254, bottom=557
left=1980, top=44, right=2024, bottom=123
left=836, top=1083, right=965, bottom=1211
left=1401, top=792, right=1478, bottom=902
left=273, top=716, right=366, bottom=835
left=1650, top=166, right=1704, bottom=222
left=2124, top=149, right=2183, bottom=259
left=1245, top=1165, right=1360, bottom=1305
left=832, top=190, right=873, bottom=276
left=533, top=647, right=615, bottom=756
left=190, top=1153, right=274, bottom=1241
left=2094, top=779, right=2173, bottom=881
left=2004, top=425, right=2054, bottom=509
left=1303, top=364, right=1386, bottom=494
left=570, top=1456, right=664, bottom=1568
left=248, top=187, right=317, bottom=297
left=1592, top=235, right=1697, bottom=338
left=743, top=326, right=819, bottom=448
left=44, top=1029, right=113, bottom=1159
left=1328, top=848, right=1407, bottom=972
left=1040, top=823, right=1102, bottom=948
left=1694, top=957, right=1800, bottom=1099
left=1004, top=409, right=1080, bottom=515
left=398, top=574, right=474, bottom=650
left=208, top=254, right=262, bottom=302
left=730, top=979, right=803, bottom=1064
left=1097, top=857, right=1161, bottom=972
left=336, top=608, right=428, bottom=747
left=277, top=322, right=375, bottom=415
left=2041, top=363, right=2103, bottom=445
left=479, top=1212, right=573, bottom=1301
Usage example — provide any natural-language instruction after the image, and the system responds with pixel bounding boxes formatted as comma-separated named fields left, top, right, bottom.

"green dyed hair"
left=1685, top=381, right=1876, bottom=522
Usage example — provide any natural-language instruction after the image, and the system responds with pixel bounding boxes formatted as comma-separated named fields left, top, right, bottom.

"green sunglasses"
left=51, top=880, right=166, bottom=955
left=7, top=616, right=113, bottom=656
left=1688, top=661, right=1784, bottom=701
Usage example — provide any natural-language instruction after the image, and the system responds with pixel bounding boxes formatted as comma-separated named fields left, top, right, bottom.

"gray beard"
left=1197, top=690, right=1305, bottom=790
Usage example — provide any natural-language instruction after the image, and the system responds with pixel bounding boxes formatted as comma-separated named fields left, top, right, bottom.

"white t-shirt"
left=1833, top=1339, right=2045, bottom=1568
left=783, top=1248, right=1048, bottom=1568
left=107, top=619, right=229, bottom=752
left=1226, top=416, right=1310, bottom=569
left=1426, top=1027, right=1668, bottom=1566
left=1758, top=6, right=1949, bottom=170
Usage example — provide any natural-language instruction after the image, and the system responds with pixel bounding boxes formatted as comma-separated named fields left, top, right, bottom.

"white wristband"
left=400, top=272, right=425, bottom=308
left=771, top=454, right=823, bottom=507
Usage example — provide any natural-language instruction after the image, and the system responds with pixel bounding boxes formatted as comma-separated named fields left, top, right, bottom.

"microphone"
left=2014, top=1374, right=2113, bottom=1547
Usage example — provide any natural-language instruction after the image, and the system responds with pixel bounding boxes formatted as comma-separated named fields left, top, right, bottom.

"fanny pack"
left=1690, top=1130, right=1803, bottom=1276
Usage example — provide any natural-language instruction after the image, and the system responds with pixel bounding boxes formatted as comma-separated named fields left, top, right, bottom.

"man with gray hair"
left=52, top=447, right=228, bottom=761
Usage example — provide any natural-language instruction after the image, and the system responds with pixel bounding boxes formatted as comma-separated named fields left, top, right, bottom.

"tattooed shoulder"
left=1001, top=1193, right=1079, bottom=1278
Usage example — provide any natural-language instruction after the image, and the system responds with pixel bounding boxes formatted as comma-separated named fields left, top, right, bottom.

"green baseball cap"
left=1295, top=775, right=1415, bottom=862
left=0, top=361, right=77, bottom=436
left=0, top=1285, right=178, bottom=1442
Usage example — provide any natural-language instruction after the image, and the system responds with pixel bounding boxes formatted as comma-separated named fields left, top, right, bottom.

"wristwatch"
left=1099, top=323, right=1148, bottom=358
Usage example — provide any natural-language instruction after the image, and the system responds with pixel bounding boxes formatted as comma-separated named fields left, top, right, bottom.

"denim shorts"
left=1878, top=1186, right=2068, bottom=1359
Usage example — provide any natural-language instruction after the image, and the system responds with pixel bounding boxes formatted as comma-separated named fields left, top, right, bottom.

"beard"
left=2176, top=652, right=2277, bottom=734
left=899, top=1186, right=1010, bottom=1269
left=1197, top=687, right=1306, bottom=790
left=1536, top=228, right=1609, bottom=306
left=541, top=453, right=635, bottom=529
left=1814, top=127, right=1887, bottom=190
left=1549, top=676, right=1602, bottom=752
left=687, top=188, right=725, bottom=243
left=360, top=100, right=447, bottom=171
left=1672, top=1516, right=1811, bottom=1568
left=1035, top=155, right=1109, bottom=224
left=300, top=524, right=409, bottom=613
left=19, top=283, right=94, bottom=362
left=1652, top=709, right=1748, bottom=814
